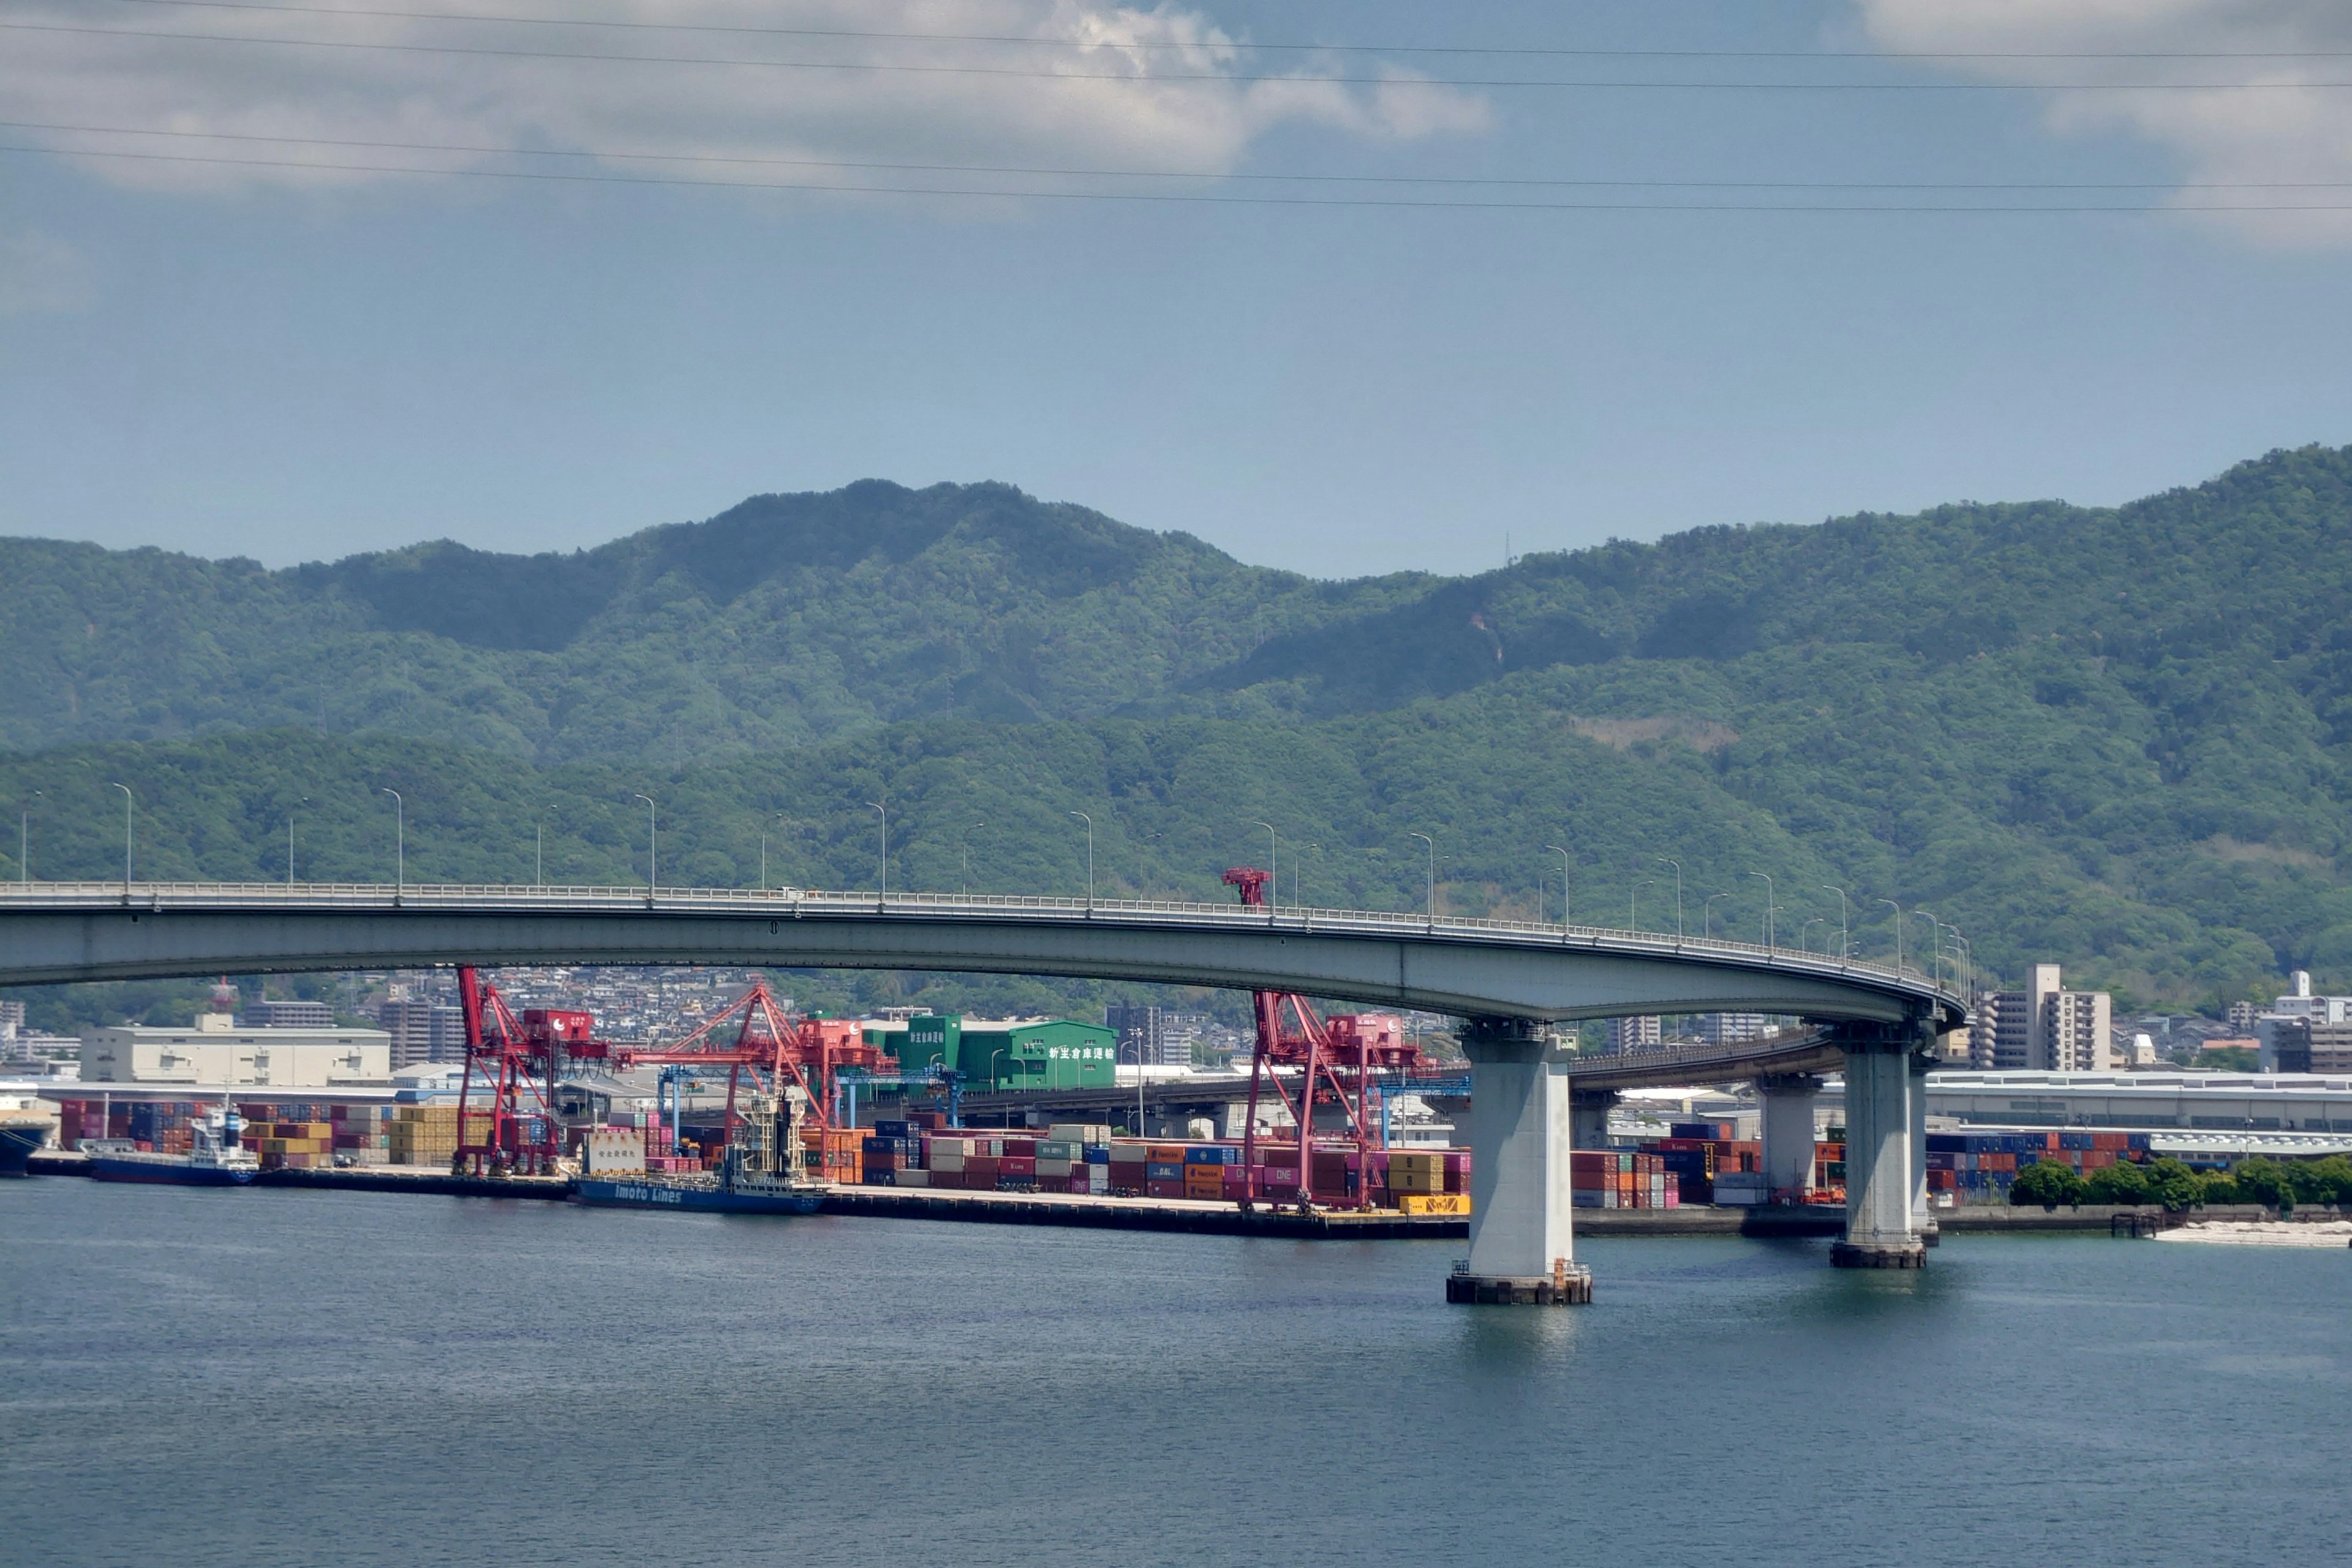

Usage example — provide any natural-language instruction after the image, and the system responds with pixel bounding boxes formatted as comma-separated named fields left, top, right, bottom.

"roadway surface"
left=0, top=881, right=1965, bottom=1031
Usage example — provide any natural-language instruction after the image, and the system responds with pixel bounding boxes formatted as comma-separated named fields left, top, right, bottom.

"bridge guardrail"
left=0, top=880, right=1966, bottom=1019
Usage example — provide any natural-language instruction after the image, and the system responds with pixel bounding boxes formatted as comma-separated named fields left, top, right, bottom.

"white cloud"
left=0, top=1, right=1490, bottom=202
left=0, top=227, right=94, bottom=314
left=1855, top=1, right=2352, bottom=247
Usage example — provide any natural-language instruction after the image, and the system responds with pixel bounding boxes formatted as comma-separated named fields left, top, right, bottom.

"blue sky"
left=4, top=0, right=2350, bottom=575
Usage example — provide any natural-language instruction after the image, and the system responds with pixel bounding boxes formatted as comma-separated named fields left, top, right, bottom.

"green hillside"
left=7, top=445, right=2352, bottom=1016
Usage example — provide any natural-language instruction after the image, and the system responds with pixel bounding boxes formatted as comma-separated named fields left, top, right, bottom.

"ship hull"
left=575, top=1177, right=824, bottom=1214
left=88, top=1153, right=256, bottom=1186
left=0, top=1124, right=47, bottom=1177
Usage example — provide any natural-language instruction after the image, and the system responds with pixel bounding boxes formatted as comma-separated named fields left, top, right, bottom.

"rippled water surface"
left=4, top=1180, right=2346, bottom=1566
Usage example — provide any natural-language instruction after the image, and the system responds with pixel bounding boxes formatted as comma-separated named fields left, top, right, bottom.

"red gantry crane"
left=1223, top=866, right=1420, bottom=1209
left=612, top=978, right=897, bottom=1152
left=452, top=965, right=595, bottom=1177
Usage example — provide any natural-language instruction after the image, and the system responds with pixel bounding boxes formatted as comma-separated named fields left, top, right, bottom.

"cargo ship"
left=1, top=1080, right=57, bottom=1176
left=86, top=1102, right=258, bottom=1186
left=576, top=1088, right=827, bottom=1215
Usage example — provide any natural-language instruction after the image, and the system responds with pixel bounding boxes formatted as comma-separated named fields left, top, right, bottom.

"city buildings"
left=2248, top=971, right=2352, bottom=1070
left=1607, top=1015, right=1662, bottom=1054
left=79, top=997, right=391, bottom=1088
left=1970, top=964, right=2113, bottom=1071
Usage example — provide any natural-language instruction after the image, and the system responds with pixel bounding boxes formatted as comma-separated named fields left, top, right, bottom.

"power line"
left=12, top=141, right=2350, bottom=212
left=10, top=119, right=2350, bottom=192
left=94, top=0, right=2352, bottom=62
left=14, top=21, right=2352, bottom=89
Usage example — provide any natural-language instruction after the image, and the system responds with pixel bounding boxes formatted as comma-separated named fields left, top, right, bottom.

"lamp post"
left=380, top=788, right=402, bottom=897
left=990, top=1047, right=1007, bottom=1095
left=1703, top=892, right=1731, bottom=940
left=1070, top=811, right=1094, bottom=911
left=1749, top=872, right=1775, bottom=951
left=1630, top=878, right=1653, bottom=932
left=1250, top=820, right=1278, bottom=916
left=1545, top=844, right=1572, bottom=928
left=1656, top=857, right=1683, bottom=941
left=1801, top=918, right=1825, bottom=955
left=1878, top=899, right=1904, bottom=974
left=1408, top=832, right=1435, bottom=932
left=1913, top=910, right=1941, bottom=989
left=110, top=782, right=134, bottom=895
left=1299, top=843, right=1319, bottom=911
left=287, top=796, right=306, bottom=886
left=633, top=794, right=657, bottom=896
left=537, top=811, right=548, bottom=889
left=18, top=790, right=40, bottom=885
left=962, top=818, right=985, bottom=897
left=867, top=799, right=888, bottom=905
left=1821, top=884, right=1849, bottom=961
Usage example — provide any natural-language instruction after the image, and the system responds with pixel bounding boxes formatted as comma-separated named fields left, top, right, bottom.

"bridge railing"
left=0, top=879, right=1962, bottom=1012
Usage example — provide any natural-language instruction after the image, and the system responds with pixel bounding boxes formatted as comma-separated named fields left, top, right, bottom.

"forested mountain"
left=7, top=445, right=2352, bottom=1016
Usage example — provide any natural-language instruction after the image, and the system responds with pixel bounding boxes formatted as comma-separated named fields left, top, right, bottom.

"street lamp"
left=990, top=1047, right=1007, bottom=1093
left=380, top=788, right=402, bottom=897
left=287, top=796, right=307, bottom=886
left=1630, top=878, right=1653, bottom=932
left=1801, top=918, right=1825, bottom=954
left=1408, top=832, right=1436, bottom=931
left=1299, top=843, right=1320, bottom=911
left=1821, top=884, right=1849, bottom=961
left=962, top=818, right=985, bottom=897
left=1703, top=892, right=1731, bottom=940
left=110, top=782, right=134, bottom=895
left=1913, top=911, right=1941, bottom=989
left=1749, top=872, right=1775, bottom=951
left=1250, top=820, right=1278, bottom=916
left=537, top=809, right=551, bottom=889
left=1878, top=899, right=1904, bottom=974
left=1070, top=811, right=1094, bottom=911
left=633, top=794, right=657, bottom=896
left=1656, top=857, right=1683, bottom=941
left=18, top=790, right=40, bottom=885
left=867, top=799, right=888, bottom=905
left=1545, top=844, right=1572, bottom=929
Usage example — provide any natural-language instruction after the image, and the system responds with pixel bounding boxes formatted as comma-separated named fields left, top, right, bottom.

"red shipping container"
left=1001, top=1156, right=1037, bottom=1177
left=1146, top=1178, right=1186, bottom=1199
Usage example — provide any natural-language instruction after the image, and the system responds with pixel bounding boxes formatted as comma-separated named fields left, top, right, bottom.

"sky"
left=4, top=0, right=2352, bottom=576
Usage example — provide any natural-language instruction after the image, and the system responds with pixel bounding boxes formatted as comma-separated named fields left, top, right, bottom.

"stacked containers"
left=1923, top=1130, right=2153, bottom=1202
left=254, top=1120, right=333, bottom=1169
left=330, top=1103, right=394, bottom=1164
left=388, top=1104, right=463, bottom=1166
left=1183, top=1144, right=1235, bottom=1200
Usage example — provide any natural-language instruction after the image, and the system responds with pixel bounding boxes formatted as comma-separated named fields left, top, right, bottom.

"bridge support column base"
left=1447, top=1265, right=1591, bottom=1305
left=1830, top=1239, right=1926, bottom=1268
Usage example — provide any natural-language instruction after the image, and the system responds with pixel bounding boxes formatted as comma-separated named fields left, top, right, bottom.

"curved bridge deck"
left=0, top=882, right=1965, bottom=1034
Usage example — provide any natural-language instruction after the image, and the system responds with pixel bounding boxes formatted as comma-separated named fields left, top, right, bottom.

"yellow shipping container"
left=1398, top=1193, right=1471, bottom=1216
left=1389, top=1168, right=1444, bottom=1194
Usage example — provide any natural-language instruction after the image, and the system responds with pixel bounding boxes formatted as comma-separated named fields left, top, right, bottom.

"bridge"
left=0, top=881, right=1967, bottom=1293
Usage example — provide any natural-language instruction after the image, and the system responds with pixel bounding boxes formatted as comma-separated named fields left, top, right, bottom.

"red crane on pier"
left=1223, top=866, right=1420, bottom=1208
left=452, top=966, right=591, bottom=1177
left=612, top=978, right=896, bottom=1149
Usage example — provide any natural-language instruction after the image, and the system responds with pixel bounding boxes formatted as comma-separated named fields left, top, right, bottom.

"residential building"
left=1971, top=965, right=2113, bottom=1071
left=377, top=998, right=466, bottom=1069
left=1693, top=1012, right=1767, bottom=1047
left=2271, top=1020, right=2352, bottom=1074
left=250, top=998, right=333, bottom=1029
left=1607, top=1016, right=1662, bottom=1055
left=1106, top=1003, right=1191, bottom=1067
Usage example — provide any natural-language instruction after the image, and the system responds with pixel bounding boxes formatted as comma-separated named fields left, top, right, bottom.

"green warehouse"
left=954, top=1017, right=1119, bottom=1091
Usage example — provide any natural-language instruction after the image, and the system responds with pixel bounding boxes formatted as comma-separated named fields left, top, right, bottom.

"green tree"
left=2228, top=1156, right=2294, bottom=1212
left=2288, top=1154, right=2352, bottom=1207
left=2144, top=1157, right=2212, bottom=1212
left=2083, top=1159, right=2152, bottom=1205
left=2010, top=1158, right=2086, bottom=1207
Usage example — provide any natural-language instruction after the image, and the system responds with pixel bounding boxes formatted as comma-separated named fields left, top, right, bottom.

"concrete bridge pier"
left=1447, top=1017, right=1590, bottom=1305
left=1909, top=1050, right=1939, bottom=1246
left=1755, top=1073, right=1822, bottom=1197
left=1570, top=1087, right=1619, bottom=1150
left=1829, top=1020, right=1928, bottom=1268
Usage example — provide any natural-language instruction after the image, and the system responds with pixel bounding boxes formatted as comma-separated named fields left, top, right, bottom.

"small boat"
left=87, top=1102, right=258, bottom=1186
left=576, top=1087, right=828, bottom=1215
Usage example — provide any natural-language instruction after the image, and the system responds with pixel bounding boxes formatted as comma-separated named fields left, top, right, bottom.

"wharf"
left=819, top=1186, right=1467, bottom=1237
left=258, top=1166, right=573, bottom=1200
